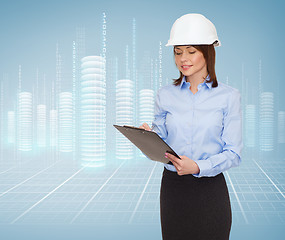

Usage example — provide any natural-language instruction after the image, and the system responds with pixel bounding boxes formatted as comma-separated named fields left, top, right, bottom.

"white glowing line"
left=0, top=167, right=15, bottom=175
left=0, top=162, right=59, bottom=198
left=129, top=162, right=157, bottom=224
left=225, top=171, right=249, bottom=224
left=254, top=160, right=285, bottom=199
left=11, top=165, right=86, bottom=224
left=70, top=161, right=125, bottom=224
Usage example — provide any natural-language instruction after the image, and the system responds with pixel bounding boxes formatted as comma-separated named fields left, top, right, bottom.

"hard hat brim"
left=165, top=40, right=221, bottom=47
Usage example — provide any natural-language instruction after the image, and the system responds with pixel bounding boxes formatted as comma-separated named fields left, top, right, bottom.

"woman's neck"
left=186, top=72, right=208, bottom=91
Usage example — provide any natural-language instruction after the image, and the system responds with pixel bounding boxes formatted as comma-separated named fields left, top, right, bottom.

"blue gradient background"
left=0, top=0, right=285, bottom=239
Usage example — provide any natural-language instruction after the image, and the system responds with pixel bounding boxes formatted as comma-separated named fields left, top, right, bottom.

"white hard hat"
left=166, top=13, right=221, bottom=47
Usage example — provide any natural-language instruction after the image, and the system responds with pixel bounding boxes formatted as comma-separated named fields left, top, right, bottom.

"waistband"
left=163, top=167, right=224, bottom=184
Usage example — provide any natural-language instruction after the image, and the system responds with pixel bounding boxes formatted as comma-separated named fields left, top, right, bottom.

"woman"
left=140, top=13, right=242, bottom=240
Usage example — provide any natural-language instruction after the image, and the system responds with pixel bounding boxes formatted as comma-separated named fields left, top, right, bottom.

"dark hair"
left=173, top=44, right=218, bottom=88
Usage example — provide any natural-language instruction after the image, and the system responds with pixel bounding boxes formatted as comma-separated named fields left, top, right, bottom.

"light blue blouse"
left=152, top=76, right=242, bottom=178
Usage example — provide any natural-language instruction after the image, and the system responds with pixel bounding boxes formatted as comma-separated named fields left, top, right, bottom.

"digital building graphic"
left=18, top=92, right=33, bottom=151
left=36, top=104, right=46, bottom=147
left=138, top=89, right=155, bottom=157
left=59, top=92, right=73, bottom=152
left=115, top=79, right=134, bottom=159
left=80, top=56, right=106, bottom=167
left=245, top=104, right=256, bottom=148
left=49, top=109, right=58, bottom=148
left=259, top=92, right=274, bottom=151
left=138, top=89, right=154, bottom=127
left=278, top=111, right=285, bottom=144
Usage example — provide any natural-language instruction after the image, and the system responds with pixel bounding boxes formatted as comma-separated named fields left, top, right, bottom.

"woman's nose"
left=180, top=52, right=188, bottom=61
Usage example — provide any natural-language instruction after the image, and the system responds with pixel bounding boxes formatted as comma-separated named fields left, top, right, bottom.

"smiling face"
left=174, top=45, right=208, bottom=81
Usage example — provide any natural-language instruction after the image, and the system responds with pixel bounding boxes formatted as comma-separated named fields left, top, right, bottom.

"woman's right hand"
left=139, top=122, right=152, bottom=131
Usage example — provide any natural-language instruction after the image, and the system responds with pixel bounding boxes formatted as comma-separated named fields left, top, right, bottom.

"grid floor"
left=0, top=155, right=284, bottom=238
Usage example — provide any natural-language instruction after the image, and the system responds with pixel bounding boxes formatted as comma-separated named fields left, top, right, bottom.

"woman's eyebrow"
left=175, top=46, right=193, bottom=50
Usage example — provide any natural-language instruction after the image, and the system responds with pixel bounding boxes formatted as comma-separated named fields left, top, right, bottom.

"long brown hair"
left=173, top=44, right=218, bottom=88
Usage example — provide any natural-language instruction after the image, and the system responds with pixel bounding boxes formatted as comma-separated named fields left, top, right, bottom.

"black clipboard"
left=113, top=124, right=181, bottom=164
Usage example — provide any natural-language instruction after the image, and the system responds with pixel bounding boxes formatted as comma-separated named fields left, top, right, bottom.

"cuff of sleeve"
left=192, top=159, right=212, bottom=178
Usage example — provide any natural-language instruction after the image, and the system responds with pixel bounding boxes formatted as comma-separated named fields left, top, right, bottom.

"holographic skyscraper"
left=259, top=92, right=274, bottom=151
left=36, top=104, right=46, bottom=147
left=138, top=89, right=154, bottom=126
left=59, top=92, right=73, bottom=152
left=138, top=89, right=155, bottom=157
left=49, top=109, right=58, bottom=148
left=18, top=92, right=33, bottom=151
left=80, top=56, right=106, bottom=167
left=245, top=105, right=257, bottom=148
left=278, top=111, right=285, bottom=144
left=115, top=79, right=134, bottom=160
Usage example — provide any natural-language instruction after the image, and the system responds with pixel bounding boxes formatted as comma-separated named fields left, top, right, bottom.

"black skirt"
left=160, top=168, right=232, bottom=240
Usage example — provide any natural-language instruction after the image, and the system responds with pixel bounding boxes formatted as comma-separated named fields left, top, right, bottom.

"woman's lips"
left=181, top=65, right=192, bottom=70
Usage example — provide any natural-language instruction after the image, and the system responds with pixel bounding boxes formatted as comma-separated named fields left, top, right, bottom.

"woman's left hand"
left=165, top=152, right=200, bottom=176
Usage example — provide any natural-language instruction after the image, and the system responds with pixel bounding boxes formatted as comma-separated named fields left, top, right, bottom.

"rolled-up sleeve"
left=151, top=90, right=168, bottom=141
left=193, top=89, right=243, bottom=177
